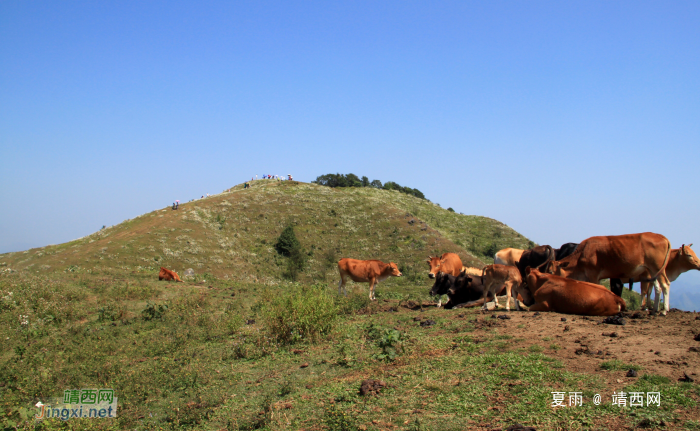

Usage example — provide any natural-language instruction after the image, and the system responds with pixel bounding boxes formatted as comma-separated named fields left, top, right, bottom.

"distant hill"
left=0, top=180, right=535, bottom=282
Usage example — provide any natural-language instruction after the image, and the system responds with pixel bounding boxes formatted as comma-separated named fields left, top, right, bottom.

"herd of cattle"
left=332, top=232, right=700, bottom=317
left=155, top=231, right=699, bottom=317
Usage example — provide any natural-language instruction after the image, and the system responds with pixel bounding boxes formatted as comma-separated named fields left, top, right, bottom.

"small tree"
left=361, top=176, right=370, bottom=187
left=275, top=225, right=301, bottom=256
left=370, top=179, right=383, bottom=188
left=276, top=224, right=306, bottom=280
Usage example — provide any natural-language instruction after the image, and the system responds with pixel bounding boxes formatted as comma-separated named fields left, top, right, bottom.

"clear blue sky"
left=1, top=1, right=699, bottom=305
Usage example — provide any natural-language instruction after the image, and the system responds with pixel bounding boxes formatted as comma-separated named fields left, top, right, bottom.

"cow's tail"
left=641, top=238, right=672, bottom=283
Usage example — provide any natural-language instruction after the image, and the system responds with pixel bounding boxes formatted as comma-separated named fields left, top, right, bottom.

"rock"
left=533, top=312, right=540, bottom=316
left=413, top=317, right=422, bottom=322
left=626, top=369, right=638, bottom=377
left=246, top=319, right=255, bottom=325
left=564, top=325, right=571, bottom=332
left=483, top=302, right=497, bottom=311
left=694, top=333, right=700, bottom=341
left=561, top=317, right=567, bottom=322
left=602, top=332, right=619, bottom=337
left=602, top=314, right=626, bottom=326
left=679, top=372, right=694, bottom=382
left=689, top=346, right=700, bottom=352
left=420, top=319, right=436, bottom=327
left=408, top=219, right=416, bottom=225
left=184, top=268, right=195, bottom=276
left=299, top=362, right=309, bottom=368
left=359, top=379, right=387, bottom=396
left=497, top=315, right=511, bottom=320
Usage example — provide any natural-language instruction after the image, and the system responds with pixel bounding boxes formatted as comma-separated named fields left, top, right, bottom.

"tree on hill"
left=275, top=224, right=306, bottom=281
left=313, top=173, right=427, bottom=200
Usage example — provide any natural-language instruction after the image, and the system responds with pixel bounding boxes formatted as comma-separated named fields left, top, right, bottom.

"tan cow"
left=158, top=267, right=183, bottom=282
left=631, top=244, right=700, bottom=310
left=544, top=232, right=672, bottom=314
left=338, top=258, right=402, bottom=300
left=426, top=253, right=463, bottom=307
left=494, top=248, right=525, bottom=266
left=481, top=264, right=531, bottom=311
left=525, top=268, right=626, bottom=316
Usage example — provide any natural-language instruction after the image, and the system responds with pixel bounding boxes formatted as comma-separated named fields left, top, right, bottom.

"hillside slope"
left=0, top=180, right=534, bottom=281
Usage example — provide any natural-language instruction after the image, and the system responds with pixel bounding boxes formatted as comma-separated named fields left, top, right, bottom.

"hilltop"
left=0, top=180, right=534, bottom=281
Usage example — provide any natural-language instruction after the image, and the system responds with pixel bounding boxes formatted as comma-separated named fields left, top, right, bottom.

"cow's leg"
left=528, top=301, right=551, bottom=312
left=505, top=282, right=512, bottom=311
left=659, top=275, right=670, bottom=316
left=640, top=281, right=649, bottom=310
left=338, top=274, right=347, bottom=296
left=437, top=295, right=442, bottom=308
left=369, top=278, right=376, bottom=301
left=652, top=280, right=662, bottom=313
left=481, top=282, right=492, bottom=310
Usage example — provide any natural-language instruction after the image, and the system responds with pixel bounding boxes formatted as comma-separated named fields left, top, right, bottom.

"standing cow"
left=544, top=232, right=672, bottom=314
left=611, top=244, right=700, bottom=310
left=426, top=253, right=463, bottom=307
left=494, top=248, right=525, bottom=266
left=338, top=258, right=402, bottom=300
left=481, top=264, right=532, bottom=311
left=515, top=245, right=556, bottom=278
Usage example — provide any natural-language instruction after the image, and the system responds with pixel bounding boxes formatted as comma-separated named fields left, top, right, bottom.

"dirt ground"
left=464, top=308, right=700, bottom=387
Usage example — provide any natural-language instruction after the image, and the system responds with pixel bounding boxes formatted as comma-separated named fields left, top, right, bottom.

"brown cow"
left=158, top=267, right=183, bottom=282
left=525, top=268, right=626, bottom=316
left=494, top=248, right=525, bottom=266
left=481, top=264, right=532, bottom=311
left=544, top=232, right=671, bottom=314
left=426, top=253, right=463, bottom=307
left=338, top=258, right=402, bottom=300
left=624, top=244, right=700, bottom=311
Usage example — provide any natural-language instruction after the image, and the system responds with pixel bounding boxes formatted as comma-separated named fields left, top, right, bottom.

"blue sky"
left=1, top=1, right=699, bottom=306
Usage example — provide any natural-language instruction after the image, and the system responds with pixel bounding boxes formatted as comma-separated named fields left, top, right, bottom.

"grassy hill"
left=1, top=180, right=682, bottom=431
left=0, top=180, right=534, bottom=282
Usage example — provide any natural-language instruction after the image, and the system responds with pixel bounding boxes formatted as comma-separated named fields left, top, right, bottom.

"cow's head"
left=389, top=262, right=402, bottom=277
left=524, top=266, right=545, bottom=294
left=430, top=272, right=450, bottom=296
left=543, top=260, right=570, bottom=277
left=447, top=272, right=472, bottom=296
left=680, top=244, right=700, bottom=271
left=426, top=256, right=443, bottom=279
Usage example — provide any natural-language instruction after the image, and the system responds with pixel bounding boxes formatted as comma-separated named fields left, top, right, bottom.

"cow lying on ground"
left=430, top=267, right=486, bottom=308
left=524, top=268, right=626, bottom=316
left=611, top=244, right=700, bottom=310
left=494, top=248, right=525, bottom=266
left=515, top=245, right=556, bottom=278
left=544, top=232, right=671, bottom=314
left=426, top=253, right=463, bottom=307
left=481, top=264, right=532, bottom=311
left=338, top=258, right=402, bottom=300
left=158, top=267, right=183, bottom=282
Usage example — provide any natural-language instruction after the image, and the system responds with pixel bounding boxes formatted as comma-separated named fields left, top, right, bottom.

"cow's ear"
left=681, top=244, right=685, bottom=254
left=689, top=243, right=694, bottom=248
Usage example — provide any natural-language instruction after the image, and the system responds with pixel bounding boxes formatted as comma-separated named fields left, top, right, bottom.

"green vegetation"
left=313, top=173, right=426, bottom=200
left=0, top=180, right=675, bottom=430
left=600, top=360, right=642, bottom=371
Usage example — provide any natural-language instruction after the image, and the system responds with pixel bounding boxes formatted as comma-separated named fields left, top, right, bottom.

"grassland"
left=1, top=181, right=697, bottom=430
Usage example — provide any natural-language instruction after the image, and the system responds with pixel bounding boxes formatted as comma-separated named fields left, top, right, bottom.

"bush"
left=275, top=225, right=301, bottom=257
left=262, top=284, right=339, bottom=344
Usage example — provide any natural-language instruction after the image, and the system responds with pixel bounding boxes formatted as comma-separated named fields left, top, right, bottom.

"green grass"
left=0, top=181, right=679, bottom=430
left=600, top=360, right=642, bottom=371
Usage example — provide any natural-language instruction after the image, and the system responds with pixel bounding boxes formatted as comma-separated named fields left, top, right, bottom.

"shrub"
left=142, top=303, right=168, bottom=321
left=275, top=225, right=301, bottom=257
left=262, top=284, right=339, bottom=344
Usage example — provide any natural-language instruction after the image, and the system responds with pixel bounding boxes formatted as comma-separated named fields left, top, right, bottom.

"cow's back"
left=338, top=258, right=383, bottom=282
left=439, top=253, right=463, bottom=276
